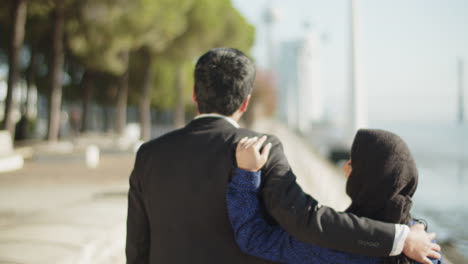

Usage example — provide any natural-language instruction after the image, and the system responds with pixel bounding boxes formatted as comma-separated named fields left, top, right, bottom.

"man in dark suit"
left=126, top=48, right=440, bottom=264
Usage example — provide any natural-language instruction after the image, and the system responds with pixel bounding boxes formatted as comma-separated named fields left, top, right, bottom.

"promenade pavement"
left=0, top=149, right=133, bottom=264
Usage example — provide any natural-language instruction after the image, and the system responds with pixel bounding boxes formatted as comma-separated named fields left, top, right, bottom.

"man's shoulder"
left=235, top=128, right=281, bottom=144
left=137, top=125, right=283, bottom=153
left=137, top=127, right=185, bottom=154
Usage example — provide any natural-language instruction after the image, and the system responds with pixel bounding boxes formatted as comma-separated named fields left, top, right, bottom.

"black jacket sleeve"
left=259, top=135, right=396, bottom=256
left=126, top=145, right=150, bottom=264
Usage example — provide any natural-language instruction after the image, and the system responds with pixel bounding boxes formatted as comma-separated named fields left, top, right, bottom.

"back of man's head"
left=194, top=48, right=256, bottom=116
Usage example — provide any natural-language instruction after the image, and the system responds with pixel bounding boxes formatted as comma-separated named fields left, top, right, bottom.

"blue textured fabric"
left=227, top=168, right=441, bottom=264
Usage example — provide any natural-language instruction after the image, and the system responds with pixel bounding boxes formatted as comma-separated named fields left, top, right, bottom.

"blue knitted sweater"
left=226, top=168, right=441, bottom=264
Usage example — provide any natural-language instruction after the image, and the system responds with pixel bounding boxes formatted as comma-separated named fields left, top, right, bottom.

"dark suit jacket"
left=126, top=117, right=395, bottom=264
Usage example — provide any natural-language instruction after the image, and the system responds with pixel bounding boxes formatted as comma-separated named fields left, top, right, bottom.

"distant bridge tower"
left=458, top=58, right=465, bottom=124
left=263, top=2, right=281, bottom=72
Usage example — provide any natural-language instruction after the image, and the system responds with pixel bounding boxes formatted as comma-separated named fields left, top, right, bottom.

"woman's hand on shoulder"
left=236, top=136, right=272, bottom=172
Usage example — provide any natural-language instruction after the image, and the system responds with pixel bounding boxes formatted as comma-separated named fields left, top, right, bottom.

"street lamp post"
left=348, top=0, right=367, bottom=138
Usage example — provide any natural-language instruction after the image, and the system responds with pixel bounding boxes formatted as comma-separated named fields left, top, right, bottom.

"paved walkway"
left=0, top=150, right=132, bottom=264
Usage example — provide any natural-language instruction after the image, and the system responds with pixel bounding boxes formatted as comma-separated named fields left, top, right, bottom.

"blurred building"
left=277, top=30, right=324, bottom=133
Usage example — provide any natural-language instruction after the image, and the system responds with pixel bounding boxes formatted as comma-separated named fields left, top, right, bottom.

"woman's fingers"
left=237, top=137, right=248, bottom=151
left=239, top=137, right=248, bottom=145
left=243, top=137, right=258, bottom=149
left=253, top=136, right=267, bottom=150
left=238, top=136, right=256, bottom=149
left=260, top=143, right=272, bottom=161
left=235, top=136, right=272, bottom=171
left=238, top=136, right=269, bottom=155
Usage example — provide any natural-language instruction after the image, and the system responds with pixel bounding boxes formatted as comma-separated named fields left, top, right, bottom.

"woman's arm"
left=227, top=168, right=381, bottom=264
left=227, top=168, right=297, bottom=262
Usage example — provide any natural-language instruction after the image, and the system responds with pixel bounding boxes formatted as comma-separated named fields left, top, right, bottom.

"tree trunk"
left=115, top=51, right=129, bottom=137
left=2, top=0, right=27, bottom=138
left=15, top=44, right=38, bottom=140
left=174, top=66, right=185, bottom=128
left=103, top=104, right=111, bottom=133
left=139, top=50, right=153, bottom=141
left=47, top=0, right=65, bottom=142
left=25, top=45, right=37, bottom=117
left=80, top=71, right=93, bottom=133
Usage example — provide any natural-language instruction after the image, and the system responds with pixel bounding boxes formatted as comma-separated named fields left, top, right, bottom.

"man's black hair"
left=194, top=48, right=256, bottom=116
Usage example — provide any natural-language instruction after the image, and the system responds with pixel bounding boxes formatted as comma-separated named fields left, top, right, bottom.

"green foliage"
left=1, top=0, right=257, bottom=120
left=133, top=0, right=193, bottom=53
left=156, top=0, right=256, bottom=115
left=215, top=5, right=256, bottom=53
left=65, top=0, right=194, bottom=75
left=151, top=57, right=178, bottom=110
left=162, top=0, right=254, bottom=61
left=127, top=52, right=194, bottom=110
left=66, top=0, right=135, bottom=75
left=164, top=0, right=230, bottom=61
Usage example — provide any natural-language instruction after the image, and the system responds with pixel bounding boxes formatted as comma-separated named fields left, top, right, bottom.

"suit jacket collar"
left=185, top=116, right=239, bottom=131
left=194, top=114, right=239, bottom=128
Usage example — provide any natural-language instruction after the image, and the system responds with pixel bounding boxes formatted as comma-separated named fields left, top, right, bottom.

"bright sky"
left=232, top=0, right=468, bottom=124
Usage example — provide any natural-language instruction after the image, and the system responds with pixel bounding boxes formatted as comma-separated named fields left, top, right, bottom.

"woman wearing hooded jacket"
left=227, top=129, right=442, bottom=264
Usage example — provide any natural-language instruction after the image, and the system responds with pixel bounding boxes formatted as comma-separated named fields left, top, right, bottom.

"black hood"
left=346, top=129, right=418, bottom=224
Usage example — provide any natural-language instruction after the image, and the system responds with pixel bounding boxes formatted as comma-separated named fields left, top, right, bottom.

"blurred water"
left=371, top=121, right=468, bottom=257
